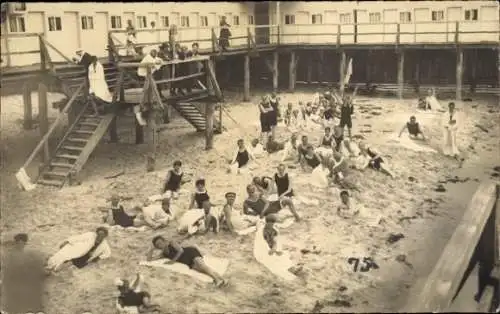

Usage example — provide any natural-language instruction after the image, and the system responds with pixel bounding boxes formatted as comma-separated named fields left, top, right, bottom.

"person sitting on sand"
left=399, top=115, right=426, bottom=140
left=162, top=160, right=184, bottom=200
left=316, top=127, right=335, bottom=159
left=266, top=135, right=285, bottom=154
left=329, top=152, right=348, bottom=182
left=252, top=176, right=276, bottom=197
left=219, top=192, right=256, bottom=234
left=244, top=184, right=300, bottom=221
left=287, top=108, right=304, bottom=133
left=228, top=139, right=257, bottom=174
left=188, top=178, right=210, bottom=210
left=46, top=227, right=111, bottom=272
left=104, top=194, right=144, bottom=228
left=263, top=214, right=282, bottom=256
left=358, top=142, right=395, bottom=178
left=297, top=135, right=310, bottom=164
left=274, top=164, right=294, bottom=202
left=301, top=145, right=322, bottom=172
left=280, top=133, right=300, bottom=163
left=342, top=139, right=361, bottom=158
left=147, top=236, right=228, bottom=287
left=249, top=138, right=265, bottom=158
left=142, top=198, right=176, bottom=229
left=115, top=273, right=161, bottom=314
left=417, top=97, right=430, bottom=110
left=337, top=190, right=359, bottom=219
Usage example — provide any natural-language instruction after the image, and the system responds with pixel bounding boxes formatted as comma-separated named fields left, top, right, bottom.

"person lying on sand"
left=244, top=185, right=300, bottom=221
left=161, top=160, right=184, bottom=200
left=228, top=139, right=257, bottom=174
left=141, top=198, right=176, bottom=229
left=358, top=142, right=395, bottom=178
left=399, top=116, right=426, bottom=140
left=280, top=133, right=300, bottom=164
left=424, top=88, right=444, bottom=111
left=316, top=127, right=334, bottom=160
left=188, top=178, right=210, bottom=210
left=263, top=214, right=282, bottom=256
left=253, top=176, right=277, bottom=198
left=147, top=236, right=228, bottom=287
left=266, top=135, right=285, bottom=154
left=46, top=227, right=111, bottom=272
left=115, top=273, right=161, bottom=314
left=337, top=190, right=359, bottom=219
left=104, top=194, right=145, bottom=228
left=249, top=138, right=265, bottom=158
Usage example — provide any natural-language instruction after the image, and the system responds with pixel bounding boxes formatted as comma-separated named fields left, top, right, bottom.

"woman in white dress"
left=88, top=56, right=113, bottom=116
left=441, top=102, right=460, bottom=158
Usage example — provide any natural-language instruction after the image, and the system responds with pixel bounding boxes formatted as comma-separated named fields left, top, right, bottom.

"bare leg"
left=348, top=127, right=352, bottom=139
left=192, top=257, right=224, bottom=284
left=282, top=199, right=300, bottom=221
left=89, top=97, right=100, bottom=116
left=380, top=164, right=395, bottom=178
left=271, top=126, right=276, bottom=139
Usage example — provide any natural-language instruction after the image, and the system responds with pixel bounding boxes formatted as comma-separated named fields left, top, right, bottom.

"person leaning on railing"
left=219, top=17, right=232, bottom=52
left=134, top=49, right=164, bottom=125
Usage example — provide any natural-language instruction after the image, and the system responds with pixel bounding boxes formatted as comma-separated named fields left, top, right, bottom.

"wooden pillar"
left=317, top=50, right=324, bottom=84
left=244, top=54, right=250, bottom=101
left=366, top=51, right=372, bottom=84
left=470, top=49, right=477, bottom=94
left=339, top=50, right=346, bottom=95
left=456, top=47, right=463, bottom=101
left=38, top=82, right=50, bottom=164
left=22, top=82, right=33, bottom=130
left=146, top=74, right=156, bottom=172
left=397, top=49, right=405, bottom=99
left=205, top=103, right=214, bottom=150
left=272, top=51, right=279, bottom=92
left=289, top=51, right=296, bottom=92
left=306, top=56, right=312, bottom=84
left=475, top=207, right=498, bottom=301
left=415, top=56, right=421, bottom=94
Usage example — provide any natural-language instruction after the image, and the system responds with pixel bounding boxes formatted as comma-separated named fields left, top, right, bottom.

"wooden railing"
left=403, top=182, right=499, bottom=312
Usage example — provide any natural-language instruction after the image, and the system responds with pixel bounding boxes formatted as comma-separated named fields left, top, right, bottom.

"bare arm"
left=259, top=198, right=272, bottom=218
left=398, top=125, right=407, bottom=137
left=230, top=148, right=239, bottom=165
left=105, top=209, right=115, bottom=225
left=168, top=241, right=184, bottom=262
left=162, top=172, right=172, bottom=193
left=146, top=247, right=158, bottom=261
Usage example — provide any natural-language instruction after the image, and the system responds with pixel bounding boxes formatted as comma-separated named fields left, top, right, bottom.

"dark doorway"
left=255, top=2, right=270, bottom=45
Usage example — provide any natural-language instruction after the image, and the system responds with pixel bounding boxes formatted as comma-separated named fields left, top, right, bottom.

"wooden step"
left=50, top=162, right=73, bottom=168
left=67, top=137, right=89, bottom=143
left=55, top=154, right=79, bottom=160
left=44, top=170, right=69, bottom=177
left=61, top=145, right=84, bottom=151
left=72, top=130, right=95, bottom=135
left=78, top=121, right=100, bottom=127
left=38, top=179, right=64, bottom=187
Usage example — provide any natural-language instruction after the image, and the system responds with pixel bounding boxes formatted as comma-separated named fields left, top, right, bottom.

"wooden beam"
left=146, top=75, right=157, bottom=172
left=307, top=55, right=312, bottom=84
left=339, top=50, right=346, bottom=95
left=22, top=82, right=33, bottom=130
left=273, top=51, right=279, bottom=92
left=470, top=49, right=477, bottom=93
left=244, top=54, right=250, bottom=101
left=456, top=47, right=464, bottom=101
left=289, top=51, right=296, bottom=92
left=154, top=72, right=205, bottom=84
left=397, top=49, right=405, bottom=99
left=205, top=102, right=214, bottom=150
left=402, top=181, right=498, bottom=312
left=38, top=82, right=50, bottom=164
left=317, top=50, right=324, bottom=84
left=414, top=52, right=421, bottom=94
left=207, top=59, right=223, bottom=100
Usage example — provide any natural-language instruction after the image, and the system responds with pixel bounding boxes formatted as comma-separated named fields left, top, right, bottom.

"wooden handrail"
left=403, top=182, right=499, bottom=312
left=0, top=50, right=40, bottom=56
left=39, top=36, right=74, bottom=64
left=117, top=56, right=209, bottom=68
left=154, top=72, right=205, bottom=84
left=21, top=83, right=85, bottom=169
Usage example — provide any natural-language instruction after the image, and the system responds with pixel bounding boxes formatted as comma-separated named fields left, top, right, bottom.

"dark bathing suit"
left=244, top=198, right=281, bottom=216
left=321, top=135, right=333, bottom=147
left=162, top=243, right=202, bottom=269
left=163, top=170, right=183, bottom=193
left=275, top=173, right=294, bottom=197
left=112, top=205, right=136, bottom=228
left=366, top=147, right=383, bottom=170
left=298, top=144, right=308, bottom=158
left=304, top=154, right=321, bottom=169
left=407, top=122, right=421, bottom=136
left=340, top=105, right=354, bottom=128
left=71, top=239, right=101, bottom=269
left=269, top=98, right=279, bottom=126
left=260, top=102, right=273, bottom=133
left=236, top=149, right=250, bottom=168
left=119, top=290, right=149, bottom=307
left=194, top=190, right=210, bottom=209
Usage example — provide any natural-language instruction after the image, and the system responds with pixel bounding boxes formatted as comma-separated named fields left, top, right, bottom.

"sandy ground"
left=1, top=87, right=499, bottom=313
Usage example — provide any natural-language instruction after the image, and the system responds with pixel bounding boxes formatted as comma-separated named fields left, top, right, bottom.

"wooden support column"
left=470, top=49, right=477, bottom=94
left=38, top=82, right=50, bottom=164
left=415, top=54, right=421, bottom=94
left=289, top=51, right=296, bottom=92
left=244, top=54, right=250, bottom=101
left=272, top=51, right=279, bottom=92
left=317, top=50, right=324, bottom=84
left=456, top=47, right=464, bottom=101
left=205, top=103, right=214, bottom=150
left=397, top=49, right=405, bottom=99
left=146, top=73, right=157, bottom=172
left=306, top=56, right=312, bottom=84
left=22, top=82, right=33, bottom=130
left=339, top=50, right=346, bottom=95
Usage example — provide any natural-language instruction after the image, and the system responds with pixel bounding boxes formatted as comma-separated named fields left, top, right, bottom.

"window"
left=233, top=15, right=240, bottom=26
left=81, top=16, right=94, bottom=30
left=431, top=10, right=444, bottom=21
left=285, top=14, right=295, bottom=25
left=161, top=16, right=169, bottom=27
left=136, top=16, right=147, bottom=29
left=11, top=3, right=26, bottom=11
left=48, top=16, right=62, bottom=31
left=110, top=16, right=122, bottom=29
left=340, top=13, right=352, bottom=24
left=312, top=14, right=323, bottom=24
left=399, top=12, right=412, bottom=23
left=248, top=15, right=254, bottom=25
left=369, top=13, right=381, bottom=23
left=199, top=16, right=208, bottom=27
left=181, top=16, right=189, bottom=27
left=465, top=9, right=478, bottom=21
left=9, top=16, right=25, bottom=33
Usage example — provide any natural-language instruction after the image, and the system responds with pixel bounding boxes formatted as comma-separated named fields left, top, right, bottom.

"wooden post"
left=205, top=103, right=214, bottom=150
left=244, top=54, right=250, bottom=101
left=22, top=82, right=33, bottom=130
left=272, top=51, right=279, bottom=92
left=397, top=49, right=405, bottom=99
left=415, top=60, right=421, bottom=94
left=366, top=51, right=371, bottom=85
left=339, top=50, right=346, bottom=95
left=470, top=49, right=477, bottom=94
left=317, top=50, right=324, bottom=84
left=38, top=82, right=50, bottom=164
left=456, top=47, right=463, bottom=101
left=307, top=56, right=312, bottom=84
left=146, top=73, right=156, bottom=172
left=289, top=51, right=296, bottom=92
left=476, top=206, right=498, bottom=302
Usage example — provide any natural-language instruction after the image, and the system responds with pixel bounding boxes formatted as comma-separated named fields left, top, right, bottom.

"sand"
left=1, top=87, right=499, bottom=313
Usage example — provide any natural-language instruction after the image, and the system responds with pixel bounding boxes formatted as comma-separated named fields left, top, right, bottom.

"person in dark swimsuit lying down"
left=147, top=236, right=228, bottom=287
left=358, top=142, right=395, bottom=178
left=162, top=160, right=184, bottom=199
left=398, top=116, right=426, bottom=140
left=244, top=184, right=300, bottom=221
left=115, top=273, right=161, bottom=313
left=188, top=178, right=210, bottom=210
left=104, top=194, right=144, bottom=228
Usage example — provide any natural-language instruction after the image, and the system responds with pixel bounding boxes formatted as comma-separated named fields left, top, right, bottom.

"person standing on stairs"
left=136, top=49, right=164, bottom=125
left=73, top=48, right=93, bottom=82
left=88, top=56, right=112, bottom=117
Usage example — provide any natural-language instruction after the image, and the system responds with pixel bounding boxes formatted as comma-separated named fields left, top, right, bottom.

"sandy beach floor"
left=1, top=87, right=499, bottom=313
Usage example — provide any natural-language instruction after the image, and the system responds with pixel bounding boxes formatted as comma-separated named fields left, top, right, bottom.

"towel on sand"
left=139, top=256, right=229, bottom=283
left=177, top=209, right=206, bottom=235
left=253, top=221, right=297, bottom=281
left=386, top=133, right=437, bottom=153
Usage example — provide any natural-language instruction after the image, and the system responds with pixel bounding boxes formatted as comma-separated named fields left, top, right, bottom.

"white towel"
left=177, top=209, right=205, bottom=235
left=109, top=225, right=148, bottom=232
left=15, top=167, right=37, bottom=191
left=139, top=256, right=229, bottom=283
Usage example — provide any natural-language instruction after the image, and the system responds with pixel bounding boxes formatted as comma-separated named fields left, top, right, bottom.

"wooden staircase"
left=37, top=102, right=116, bottom=188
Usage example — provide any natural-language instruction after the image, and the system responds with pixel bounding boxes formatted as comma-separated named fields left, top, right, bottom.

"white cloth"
left=425, top=95, right=443, bottom=111
left=280, top=141, right=299, bottom=162
left=441, top=111, right=460, bottom=156
left=315, top=146, right=334, bottom=160
left=88, top=62, right=112, bottom=103
left=177, top=209, right=205, bottom=235
left=310, top=165, right=330, bottom=188
left=47, top=232, right=111, bottom=271
left=137, top=54, right=163, bottom=77
left=142, top=204, right=174, bottom=224
left=249, top=144, right=265, bottom=158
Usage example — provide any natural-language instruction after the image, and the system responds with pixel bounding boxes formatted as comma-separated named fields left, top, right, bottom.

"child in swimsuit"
left=263, top=214, right=282, bottom=256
